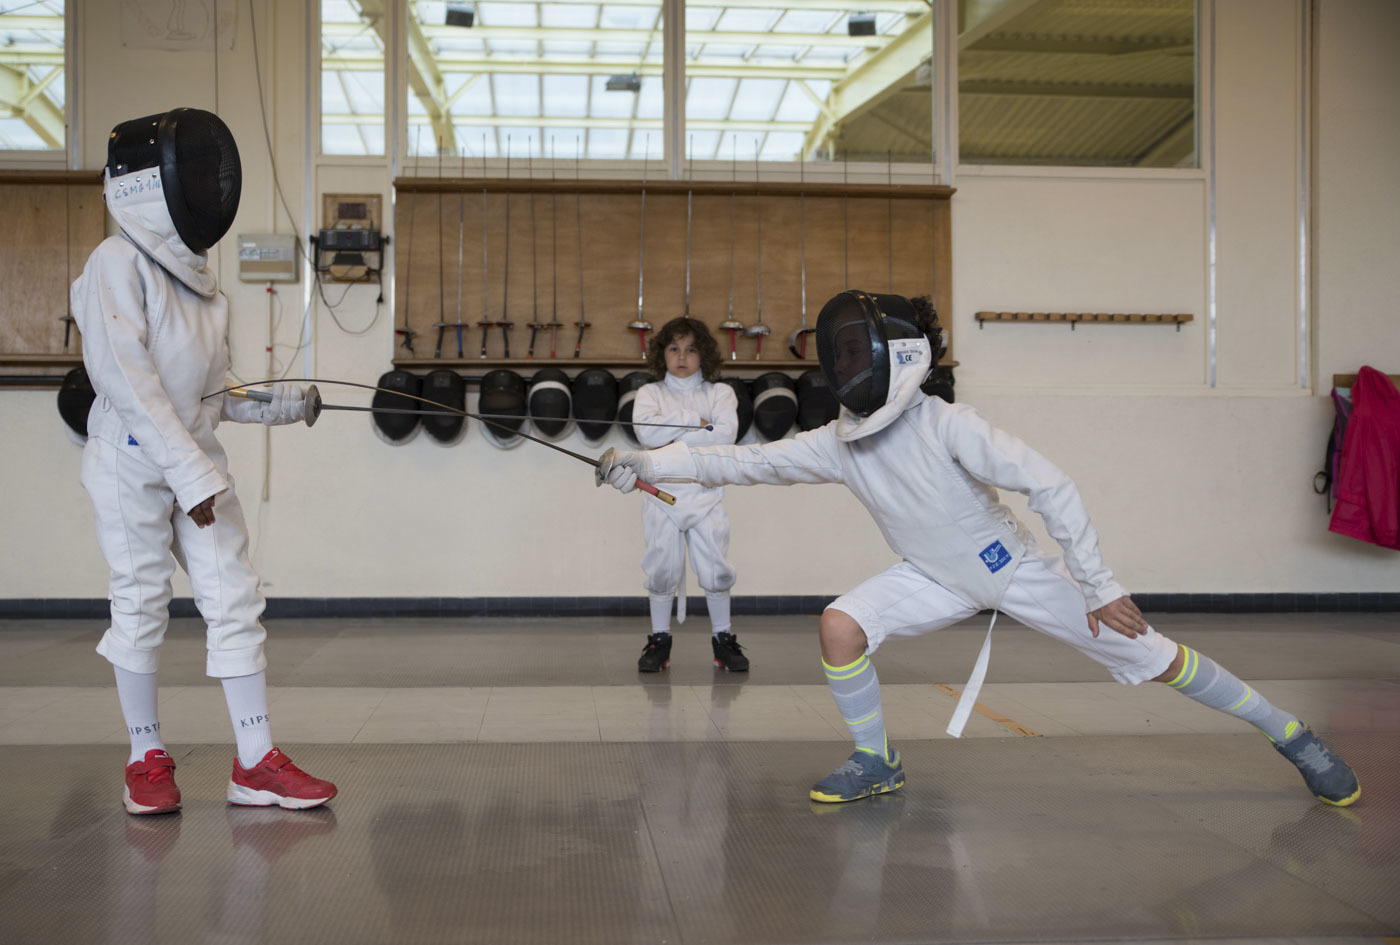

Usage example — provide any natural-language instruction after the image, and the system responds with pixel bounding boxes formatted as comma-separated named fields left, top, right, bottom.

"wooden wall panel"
left=0, top=172, right=105, bottom=369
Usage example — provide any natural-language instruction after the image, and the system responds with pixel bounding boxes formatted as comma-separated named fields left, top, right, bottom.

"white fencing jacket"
left=632, top=372, right=739, bottom=530
left=646, top=392, right=1126, bottom=612
left=71, top=170, right=263, bottom=512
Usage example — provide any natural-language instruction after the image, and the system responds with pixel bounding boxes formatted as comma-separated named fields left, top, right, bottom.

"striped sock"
left=823, top=654, right=890, bottom=759
left=1165, top=645, right=1303, bottom=744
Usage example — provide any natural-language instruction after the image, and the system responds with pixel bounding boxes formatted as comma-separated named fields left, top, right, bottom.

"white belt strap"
left=946, top=610, right=996, bottom=738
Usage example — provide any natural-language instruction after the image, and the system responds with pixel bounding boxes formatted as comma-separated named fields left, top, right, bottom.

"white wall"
left=2, top=0, right=1396, bottom=601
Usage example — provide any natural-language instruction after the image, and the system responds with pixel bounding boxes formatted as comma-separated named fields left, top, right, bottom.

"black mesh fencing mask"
left=718, top=377, right=753, bottom=442
left=528, top=368, right=572, bottom=438
left=57, top=366, right=96, bottom=439
left=616, top=371, right=654, bottom=446
left=372, top=371, right=423, bottom=444
left=107, top=108, right=242, bottom=253
left=479, top=369, right=528, bottom=448
left=815, top=290, right=924, bottom=417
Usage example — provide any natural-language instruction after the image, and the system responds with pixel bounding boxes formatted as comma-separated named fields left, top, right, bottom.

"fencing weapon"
left=216, top=381, right=677, bottom=505
left=627, top=137, right=653, bottom=359
left=572, top=136, right=590, bottom=357
left=433, top=138, right=450, bottom=358
left=718, top=144, right=744, bottom=359
left=788, top=154, right=814, bottom=358
left=743, top=148, right=770, bottom=360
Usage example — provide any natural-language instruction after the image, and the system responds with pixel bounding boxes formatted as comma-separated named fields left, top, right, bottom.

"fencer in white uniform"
left=598, top=290, right=1360, bottom=808
left=628, top=317, right=746, bottom=672
left=75, top=108, right=336, bottom=814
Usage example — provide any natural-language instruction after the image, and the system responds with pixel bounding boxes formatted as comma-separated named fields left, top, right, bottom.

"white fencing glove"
left=595, top=447, right=654, bottom=494
left=261, top=383, right=310, bottom=426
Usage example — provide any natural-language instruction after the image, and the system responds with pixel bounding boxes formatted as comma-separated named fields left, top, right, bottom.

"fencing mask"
left=816, top=290, right=932, bottom=441
left=421, top=370, right=467, bottom=444
left=718, top=377, right=753, bottom=442
left=479, top=369, right=528, bottom=448
left=616, top=371, right=655, bottom=446
left=528, top=368, right=572, bottom=439
left=572, top=369, right=618, bottom=443
left=106, top=108, right=242, bottom=254
left=56, top=366, right=96, bottom=442
left=750, top=372, right=798, bottom=442
left=796, top=368, right=840, bottom=431
left=371, top=370, right=423, bottom=445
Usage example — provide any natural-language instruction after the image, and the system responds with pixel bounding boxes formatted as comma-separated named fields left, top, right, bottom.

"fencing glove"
left=595, top=447, right=655, bottom=494
left=261, top=383, right=310, bottom=426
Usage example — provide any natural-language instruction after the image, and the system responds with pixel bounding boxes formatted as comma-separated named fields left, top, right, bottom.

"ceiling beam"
left=332, top=23, right=892, bottom=49
left=956, top=0, right=1050, bottom=49
left=0, top=63, right=64, bottom=148
left=802, top=11, right=931, bottom=159
left=321, top=52, right=846, bottom=82
left=959, top=79, right=1193, bottom=100
left=328, top=114, right=809, bottom=134
left=967, top=37, right=1193, bottom=56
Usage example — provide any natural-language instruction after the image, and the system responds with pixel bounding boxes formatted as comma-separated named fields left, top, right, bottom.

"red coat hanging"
left=1329, top=365, right=1400, bottom=550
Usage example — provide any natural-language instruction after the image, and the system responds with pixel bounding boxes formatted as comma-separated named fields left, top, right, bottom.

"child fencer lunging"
left=597, top=289, right=1359, bottom=807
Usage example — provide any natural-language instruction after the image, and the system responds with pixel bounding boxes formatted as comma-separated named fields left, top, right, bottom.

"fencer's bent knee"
left=820, top=608, right=868, bottom=649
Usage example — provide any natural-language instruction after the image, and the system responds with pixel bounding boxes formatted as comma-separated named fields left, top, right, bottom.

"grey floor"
left=0, top=613, right=1396, bottom=945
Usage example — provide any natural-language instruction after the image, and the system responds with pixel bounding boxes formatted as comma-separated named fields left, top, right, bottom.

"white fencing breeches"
left=829, top=553, right=1177, bottom=686
left=81, top=435, right=268, bottom=678
left=641, top=501, right=737, bottom=596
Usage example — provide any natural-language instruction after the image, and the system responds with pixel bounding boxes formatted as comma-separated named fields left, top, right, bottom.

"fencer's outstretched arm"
left=646, top=427, right=844, bottom=488
left=937, top=404, right=1125, bottom=611
left=71, top=242, right=227, bottom=512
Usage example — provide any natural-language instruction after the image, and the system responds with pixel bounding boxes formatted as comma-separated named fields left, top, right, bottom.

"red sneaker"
left=124, top=749, right=181, bottom=815
left=227, top=748, right=337, bottom=809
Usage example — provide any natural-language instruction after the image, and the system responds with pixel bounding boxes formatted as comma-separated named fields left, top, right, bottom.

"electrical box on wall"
left=236, top=233, right=300, bottom=283
left=317, top=193, right=386, bottom=283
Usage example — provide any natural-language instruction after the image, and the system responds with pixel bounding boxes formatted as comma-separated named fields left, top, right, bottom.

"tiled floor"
left=0, top=613, right=1396, bottom=944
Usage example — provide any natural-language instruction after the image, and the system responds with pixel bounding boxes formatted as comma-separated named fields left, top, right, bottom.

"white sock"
left=706, top=592, right=732, bottom=636
left=114, top=666, right=164, bottom=764
left=648, top=595, right=673, bottom=636
left=221, top=672, right=274, bottom=768
left=1166, top=646, right=1303, bottom=743
left=824, top=654, right=890, bottom=759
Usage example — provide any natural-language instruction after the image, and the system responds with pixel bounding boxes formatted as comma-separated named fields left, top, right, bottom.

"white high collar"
left=664, top=370, right=704, bottom=392
left=832, top=336, right=932, bottom=441
left=104, top=168, right=217, bottom=298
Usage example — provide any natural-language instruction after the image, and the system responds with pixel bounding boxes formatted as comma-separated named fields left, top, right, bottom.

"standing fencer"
left=630, top=317, right=748, bottom=672
left=73, top=108, right=336, bottom=814
left=598, top=290, right=1360, bottom=807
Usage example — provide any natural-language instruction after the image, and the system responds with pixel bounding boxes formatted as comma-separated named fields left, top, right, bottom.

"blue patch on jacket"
left=978, top=541, right=1011, bottom=573
left=127, top=435, right=139, bottom=446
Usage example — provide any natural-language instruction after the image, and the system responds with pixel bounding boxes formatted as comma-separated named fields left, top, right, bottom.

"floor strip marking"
left=932, top=683, right=1040, bottom=737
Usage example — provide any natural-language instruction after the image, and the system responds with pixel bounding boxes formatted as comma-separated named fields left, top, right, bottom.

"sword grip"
left=637, top=480, right=676, bottom=506
left=229, top=388, right=273, bottom=403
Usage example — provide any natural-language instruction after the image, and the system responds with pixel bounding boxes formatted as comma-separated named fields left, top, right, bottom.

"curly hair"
left=910, top=295, right=945, bottom=359
left=646, top=316, right=724, bottom=382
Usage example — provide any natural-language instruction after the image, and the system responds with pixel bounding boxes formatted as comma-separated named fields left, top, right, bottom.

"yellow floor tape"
left=932, top=683, right=1040, bottom=737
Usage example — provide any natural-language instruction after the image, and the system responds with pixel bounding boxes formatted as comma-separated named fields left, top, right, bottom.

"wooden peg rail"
left=1332, top=373, right=1400, bottom=389
left=975, top=312, right=1193, bottom=331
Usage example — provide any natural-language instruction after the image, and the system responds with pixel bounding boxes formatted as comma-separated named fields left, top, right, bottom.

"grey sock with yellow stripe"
left=823, top=654, right=891, bottom=760
left=1166, top=645, right=1303, bottom=744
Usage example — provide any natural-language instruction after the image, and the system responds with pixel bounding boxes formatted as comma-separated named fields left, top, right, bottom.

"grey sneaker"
left=1275, top=729, right=1361, bottom=807
left=809, top=749, right=905, bottom=803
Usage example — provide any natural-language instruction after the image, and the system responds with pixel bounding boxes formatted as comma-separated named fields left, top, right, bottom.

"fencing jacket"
left=1329, top=366, right=1400, bottom=550
left=71, top=169, right=262, bottom=513
left=646, top=392, right=1126, bottom=612
left=632, top=372, right=739, bottom=530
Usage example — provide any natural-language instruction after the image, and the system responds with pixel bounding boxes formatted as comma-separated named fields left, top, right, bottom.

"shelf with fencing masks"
left=391, top=175, right=953, bottom=366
